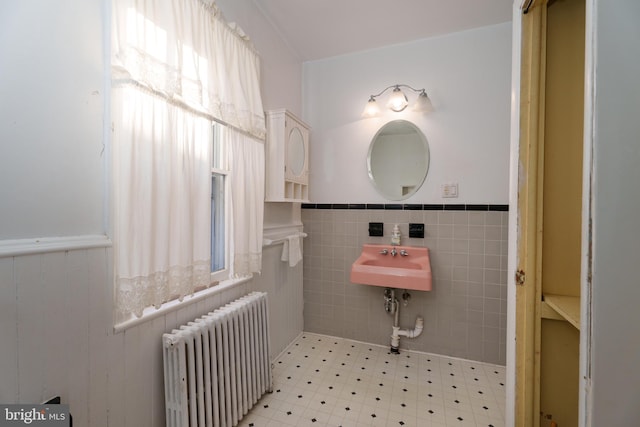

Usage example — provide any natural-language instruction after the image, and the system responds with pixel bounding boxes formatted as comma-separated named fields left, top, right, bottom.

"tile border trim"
left=301, top=203, right=509, bottom=212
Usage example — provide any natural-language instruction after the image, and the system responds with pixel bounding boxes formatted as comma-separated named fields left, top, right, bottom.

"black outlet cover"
left=369, top=222, right=384, bottom=237
left=409, top=223, right=425, bottom=238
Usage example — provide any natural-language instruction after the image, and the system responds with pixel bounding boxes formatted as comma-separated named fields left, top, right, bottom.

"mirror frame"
left=366, top=120, right=430, bottom=201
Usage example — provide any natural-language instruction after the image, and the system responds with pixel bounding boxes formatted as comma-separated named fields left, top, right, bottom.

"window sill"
left=113, top=275, right=253, bottom=333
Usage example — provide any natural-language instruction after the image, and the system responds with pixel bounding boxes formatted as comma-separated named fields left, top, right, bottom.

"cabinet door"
left=513, top=1, right=586, bottom=426
left=265, top=109, right=310, bottom=202
left=284, top=114, right=309, bottom=185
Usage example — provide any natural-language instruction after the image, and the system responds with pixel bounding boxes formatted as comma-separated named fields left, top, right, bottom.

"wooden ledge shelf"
left=541, top=293, right=580, bottom=330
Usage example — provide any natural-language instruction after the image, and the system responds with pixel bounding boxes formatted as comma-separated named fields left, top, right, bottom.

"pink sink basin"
left=350, top=244, right=432, bottom=291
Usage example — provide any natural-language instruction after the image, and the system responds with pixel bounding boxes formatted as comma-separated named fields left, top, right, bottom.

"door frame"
left=578, top=0, right=595, bottom=425
left=506, top=0, right=595, bottom=425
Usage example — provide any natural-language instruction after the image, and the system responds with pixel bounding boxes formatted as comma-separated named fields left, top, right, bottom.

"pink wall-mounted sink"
left=350, top=244, right=432, bottom=291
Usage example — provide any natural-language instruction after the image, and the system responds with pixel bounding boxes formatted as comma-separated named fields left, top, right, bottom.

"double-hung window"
left=111, top=0, right=266, bottom=323
left=211, top=123, right=229, bottom=282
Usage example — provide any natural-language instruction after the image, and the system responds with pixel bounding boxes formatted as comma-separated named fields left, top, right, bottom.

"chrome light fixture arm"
left=363, top=83, right=433, bottom=117
left=368, top=84, right=425, bottom=99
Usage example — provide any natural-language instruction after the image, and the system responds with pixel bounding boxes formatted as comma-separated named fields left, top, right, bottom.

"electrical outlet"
left=368, top=222, right=384, bottom=237
left=409, top=223, right=425, bottom=238
left=441, top=182, right=459, bottom=198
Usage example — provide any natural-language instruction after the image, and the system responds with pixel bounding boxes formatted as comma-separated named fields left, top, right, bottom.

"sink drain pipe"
left=385, top=288, right=424, bottom=353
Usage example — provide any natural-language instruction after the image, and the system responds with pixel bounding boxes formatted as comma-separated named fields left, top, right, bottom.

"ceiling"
left=252, top=0, right=514, bottom=61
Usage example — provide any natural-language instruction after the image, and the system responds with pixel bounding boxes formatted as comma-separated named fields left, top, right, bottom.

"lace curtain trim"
left=232, top=252, right=262, bottom=279
left=113, top=48, right=266, bottom=140
left=111, top=75, right=265, bottom=142
left=116, top=260, right=211, bottom=319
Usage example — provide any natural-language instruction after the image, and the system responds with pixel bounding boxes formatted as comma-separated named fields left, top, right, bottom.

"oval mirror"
left=288, top=127, right=306, bottom=177
left=367, top=120, right=430, bottom=200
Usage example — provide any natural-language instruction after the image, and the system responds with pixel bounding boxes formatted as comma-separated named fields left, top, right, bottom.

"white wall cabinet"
left=265, top=109, right=310, bottom=202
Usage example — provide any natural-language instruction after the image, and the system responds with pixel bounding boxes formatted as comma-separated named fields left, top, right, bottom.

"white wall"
left=589, top=0, right=640, bottom=424
left=0, top=1, right=106, bottom=240
left=303, top=23, right=512, bottom=204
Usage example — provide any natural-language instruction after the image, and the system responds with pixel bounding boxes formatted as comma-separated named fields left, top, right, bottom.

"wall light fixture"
left=362, top=84, right=433, bottom=117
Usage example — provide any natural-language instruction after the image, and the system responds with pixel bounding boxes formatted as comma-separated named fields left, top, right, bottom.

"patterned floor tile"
left=239, top=333, right=505, bottom=427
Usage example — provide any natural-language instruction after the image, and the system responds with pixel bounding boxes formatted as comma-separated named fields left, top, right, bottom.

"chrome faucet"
left=390, top=247, right=397, bottom=257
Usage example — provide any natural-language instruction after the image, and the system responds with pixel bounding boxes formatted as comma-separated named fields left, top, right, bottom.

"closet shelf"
left=541, top=293, right=580, bottom=330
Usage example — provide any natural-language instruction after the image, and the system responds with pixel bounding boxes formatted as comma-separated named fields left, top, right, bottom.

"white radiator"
left=163, top=292, right=272, bottom=427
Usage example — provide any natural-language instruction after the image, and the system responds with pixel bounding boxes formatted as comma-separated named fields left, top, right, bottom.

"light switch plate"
left=441, top=182, right=459, bottom=198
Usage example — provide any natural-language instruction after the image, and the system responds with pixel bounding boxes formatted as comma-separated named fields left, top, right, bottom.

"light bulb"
left=362, top=97, right=381, bottom=117
left=412, top=91, right=434, bottom=112
left=386, top=87, right=409, bottom=112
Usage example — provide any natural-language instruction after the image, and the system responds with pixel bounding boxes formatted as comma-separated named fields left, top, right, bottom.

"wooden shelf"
left=542, top=294, right=580, bottom=330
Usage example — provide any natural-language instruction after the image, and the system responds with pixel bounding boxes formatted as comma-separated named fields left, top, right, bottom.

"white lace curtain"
left=223, top=127, right=265, bottom=277
left=112, top=0, right=266, bottom=320
left=111, top=0, right=265, bottom=139
left=112, top=86, right=213, bottom=319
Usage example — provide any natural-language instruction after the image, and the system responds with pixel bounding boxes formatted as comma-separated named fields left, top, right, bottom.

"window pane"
left=212, top=124, right=225, bottom=170
left=211, top=173, right=225, bottom=272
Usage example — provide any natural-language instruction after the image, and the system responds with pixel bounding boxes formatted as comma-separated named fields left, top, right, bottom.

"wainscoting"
left=0, top=236, right=303, bottom=426
left=253, top=242, right=304, bottom=359
left=301, top=206, right=508, bottom=365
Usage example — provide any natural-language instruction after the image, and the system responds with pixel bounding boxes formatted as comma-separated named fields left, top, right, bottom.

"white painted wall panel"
left=149, top=317, right=168, bottom=427
left=590, top=0, right=640, bottom=424
left=15, top=254, right=45, bottom=402
left=87, top=248, right=110, bottom=427
left=0, top=257, right=18, bottom=403
left=0, top=244, right=299, bottom=426
left=42, top=252, right=68, bottom=404
left=67, top=251, right=91, bottom=423
left=0, top=1, right=105, bottom=239
left=105, top=328, right=126, bottom=426
left=123, top=326, right=144, bottom=426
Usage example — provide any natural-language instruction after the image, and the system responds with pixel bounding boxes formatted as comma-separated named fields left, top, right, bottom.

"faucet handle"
left=379, top=249, right=389, bottom=255
left=400, top=249, right=409, bottom=257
